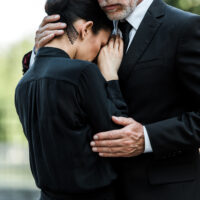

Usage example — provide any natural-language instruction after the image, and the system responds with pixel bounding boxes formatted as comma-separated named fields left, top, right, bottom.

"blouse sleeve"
left=22, top=51, right=32, bottom=74
left=77, top=63, right=128, bottom=133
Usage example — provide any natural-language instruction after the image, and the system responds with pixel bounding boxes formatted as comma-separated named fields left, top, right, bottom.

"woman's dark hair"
left=45, top=0, right=113, bottom=43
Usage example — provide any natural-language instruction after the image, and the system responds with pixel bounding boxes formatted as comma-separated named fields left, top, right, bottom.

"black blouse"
left=15, top=47, right=128, bottom=195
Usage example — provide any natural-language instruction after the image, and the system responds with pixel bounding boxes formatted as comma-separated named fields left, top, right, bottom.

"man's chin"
left=105, top=9, right=132, bottom=21
left=106, top=12, right=127, bottom=20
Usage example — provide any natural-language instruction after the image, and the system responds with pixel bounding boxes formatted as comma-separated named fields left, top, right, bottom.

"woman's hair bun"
left=45, top=0, right=112, bottom=35
left=45, top=0, right=69, bottom=15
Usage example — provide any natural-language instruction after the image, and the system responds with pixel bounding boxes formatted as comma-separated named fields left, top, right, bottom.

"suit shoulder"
left=162, top=3, right=200, bottom=36
left=165, top=3, right=200, bottom=23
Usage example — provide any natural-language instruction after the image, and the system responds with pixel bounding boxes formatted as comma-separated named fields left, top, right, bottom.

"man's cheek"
left=98, top=0, right=103, bottom=4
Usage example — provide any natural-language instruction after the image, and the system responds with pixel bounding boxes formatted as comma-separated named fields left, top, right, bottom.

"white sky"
left=0, top=0, right=46, bottom=47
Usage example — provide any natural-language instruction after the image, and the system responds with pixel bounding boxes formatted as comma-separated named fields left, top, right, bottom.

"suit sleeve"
left=77, top=63, right=128, bottom=133
left=145, top=15, right=200, bottom=158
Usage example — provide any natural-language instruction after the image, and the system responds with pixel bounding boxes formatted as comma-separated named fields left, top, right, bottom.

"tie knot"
left=119, top=21, right=132, bottom=35
left=118, top=21, right=132, bottom=52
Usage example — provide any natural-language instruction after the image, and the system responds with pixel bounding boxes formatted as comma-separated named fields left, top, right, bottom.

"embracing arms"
left=22, top=15, right=66, bottom=74
left=22, top=15, right=149, bottom=158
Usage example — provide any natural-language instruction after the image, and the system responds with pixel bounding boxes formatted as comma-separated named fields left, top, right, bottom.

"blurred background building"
left=0, top=0, right=199, bottom=200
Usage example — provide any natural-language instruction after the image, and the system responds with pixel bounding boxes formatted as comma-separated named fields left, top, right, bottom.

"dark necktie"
left=119, top=21, right=132, bottom=52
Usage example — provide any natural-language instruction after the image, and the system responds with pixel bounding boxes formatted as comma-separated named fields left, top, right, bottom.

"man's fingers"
left=40, top=22, right=67, bottom=33
left=37, top=30, right=64, bottom=42
left=92, top=147, right=123, bottom=153
left=35, top=15, right=66, bottom=51
left=36, top=29, right=65, bottom=50
left=99, top=152, right=133, bottom=158
left=37, top=34, right=55, bottom=49
left=40, top=15, right=60, bottom=28
left=112, top=116, right=135, bottom=126
left=91, top=139, right=123, bottom=147
left=93, top=129, right=123, bottom=140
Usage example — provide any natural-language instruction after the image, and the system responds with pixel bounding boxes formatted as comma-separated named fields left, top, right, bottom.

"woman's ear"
left=80, top=21, right=94, bottom=40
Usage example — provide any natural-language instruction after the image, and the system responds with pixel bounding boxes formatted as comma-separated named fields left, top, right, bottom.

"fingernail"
left=94, top=135, right=98, bottom=140
left=61, top=23, right=67, bottom=27
left=92, top=147, right=97, bottom=152
left=90, top=141, right=95, bottom=146
left=58, top=30, right=64, bottom=34
left=54, top=15, right=60, bottom=19
left=99, top=153, right=104, bottom=156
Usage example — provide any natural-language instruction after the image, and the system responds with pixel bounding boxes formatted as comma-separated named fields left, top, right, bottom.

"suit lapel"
left=119, top=0, right=166, bottom=81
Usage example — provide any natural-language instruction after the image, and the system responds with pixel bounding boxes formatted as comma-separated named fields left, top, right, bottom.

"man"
left=23, top=0, right=200, bottom=199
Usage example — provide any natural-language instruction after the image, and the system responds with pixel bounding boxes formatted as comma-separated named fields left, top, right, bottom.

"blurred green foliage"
left=0, top=39, right=33, bottom=143
left=165, top=0, right=200, bottom=14
left=0, top=0, right=199, bottom=143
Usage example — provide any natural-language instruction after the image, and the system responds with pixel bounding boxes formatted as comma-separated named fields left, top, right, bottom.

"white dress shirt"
left=30, top=0, right=154, bottom=153
left=118, top=0, right=154, bottom=153
left=126, top=0, right=154, bottom=51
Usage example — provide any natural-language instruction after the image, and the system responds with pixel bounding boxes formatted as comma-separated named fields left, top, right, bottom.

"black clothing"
left=118, top=21, right=132, bottom=51
left=15, top=47, right=128, bottom=199
left=21, top=0, right=200, bottom=199
left=40, top=184, right=115, bottom=200
left=115, top=0, right=200, bottom=199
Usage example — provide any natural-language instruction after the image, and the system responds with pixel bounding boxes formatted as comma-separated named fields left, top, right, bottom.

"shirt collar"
left=37, top=47, right=70, bottom=59
left=126, top=0, right=154, bottom=30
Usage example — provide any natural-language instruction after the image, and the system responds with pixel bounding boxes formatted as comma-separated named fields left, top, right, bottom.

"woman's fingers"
left=108, top=37, right=115, bottom=48
left=112, top=36, right=124, bottom=58
left=113, top=36, right=120, bottom=50
left=119, top=37, right=124, bottom=55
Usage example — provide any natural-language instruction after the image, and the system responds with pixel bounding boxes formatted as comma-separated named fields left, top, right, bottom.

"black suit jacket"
left=116, top=0, right=200, bottom=199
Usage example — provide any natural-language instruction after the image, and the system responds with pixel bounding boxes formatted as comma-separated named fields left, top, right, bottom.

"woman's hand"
left=34, top=15, right=67, bottom=53
left=97, top=36, right=124, bottom=81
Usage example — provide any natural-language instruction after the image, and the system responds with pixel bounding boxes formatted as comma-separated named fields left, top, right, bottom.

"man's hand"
left=90, top=116, right=145, bottom=157
left=35, top=15, right=67, bottom=52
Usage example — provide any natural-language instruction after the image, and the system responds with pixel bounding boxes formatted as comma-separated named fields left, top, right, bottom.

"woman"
left=15, top=0, right=128, bottom=200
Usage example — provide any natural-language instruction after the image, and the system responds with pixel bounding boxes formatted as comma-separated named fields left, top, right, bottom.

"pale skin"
left=44, top=19, right=124, bottom=81
left=34, top=0, right=145, bottom=158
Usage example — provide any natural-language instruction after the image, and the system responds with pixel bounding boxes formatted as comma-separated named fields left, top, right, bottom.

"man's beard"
left=99, top=0, right=139, bottom=20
